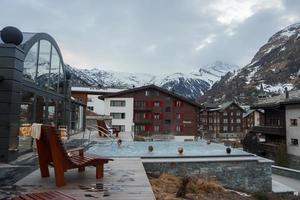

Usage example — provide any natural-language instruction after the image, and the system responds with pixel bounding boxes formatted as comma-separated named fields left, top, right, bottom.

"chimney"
left=285, top=87, right=289, bottom=99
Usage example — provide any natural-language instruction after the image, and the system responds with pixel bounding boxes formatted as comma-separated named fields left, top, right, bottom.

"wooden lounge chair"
left=11, top=191, right=76, bottom=200
left=36, top=125, right=113, bottom=187
left=96, top=119, right=120, bottom=138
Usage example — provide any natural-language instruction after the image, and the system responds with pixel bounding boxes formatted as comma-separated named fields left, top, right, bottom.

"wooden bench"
left=36, top=125, right=113, bottom=187
left=11, top=191, right=76, bottom=200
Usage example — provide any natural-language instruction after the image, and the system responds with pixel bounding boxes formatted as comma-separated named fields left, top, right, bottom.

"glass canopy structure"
left=0, top=30, right=85, bottom=162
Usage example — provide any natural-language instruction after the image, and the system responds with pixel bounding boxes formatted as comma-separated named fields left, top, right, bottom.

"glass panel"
left=48, top=99, right=56, bottom=125
left=23, top=43, right=38, bottom=81
left=58, top=62, right=65, bottom=94
left=19, top=91, right=35, bottom=152
left=20, top=91, right=34, bottom=124
left=49, top=47, right=60, bottom=92
left=56, top=100, right=64, bottom=126
left=36, top=96, right=47, bottom=123
left=36, top=40, right=51, bottom=88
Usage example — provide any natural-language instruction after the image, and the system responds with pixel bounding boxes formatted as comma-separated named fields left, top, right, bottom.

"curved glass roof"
left=0, top=32, right=36, bottom=45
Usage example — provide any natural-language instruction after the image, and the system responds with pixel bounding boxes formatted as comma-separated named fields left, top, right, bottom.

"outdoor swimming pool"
left=87, top=140, right=272, bottom=193
left=87, top=140, right=251, bottom=158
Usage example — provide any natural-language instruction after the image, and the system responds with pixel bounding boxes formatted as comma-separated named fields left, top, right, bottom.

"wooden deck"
left=14, top=158, right=155, bottom=200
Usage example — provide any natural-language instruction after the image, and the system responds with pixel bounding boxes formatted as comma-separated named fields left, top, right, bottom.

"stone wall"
left=143, top=159, right=272, bottom=193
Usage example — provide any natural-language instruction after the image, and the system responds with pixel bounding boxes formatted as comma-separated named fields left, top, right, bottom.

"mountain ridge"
left=200, top=22, right=300, bottom=104
left=66, top=61, right=239, bottom=99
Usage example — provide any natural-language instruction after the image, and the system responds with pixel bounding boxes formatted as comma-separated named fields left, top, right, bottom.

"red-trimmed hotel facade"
left=99, top=85, right=202, bottom=137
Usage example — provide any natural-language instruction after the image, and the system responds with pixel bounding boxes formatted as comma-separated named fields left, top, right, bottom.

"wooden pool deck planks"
left=15, top=158, right=156, bottom=200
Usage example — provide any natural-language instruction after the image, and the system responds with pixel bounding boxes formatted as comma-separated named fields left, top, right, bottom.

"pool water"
left=87, top=141, right=250, bottom=158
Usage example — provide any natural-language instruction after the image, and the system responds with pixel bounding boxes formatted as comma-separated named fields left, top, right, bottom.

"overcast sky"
left=1, top=0, right=299, bottom=73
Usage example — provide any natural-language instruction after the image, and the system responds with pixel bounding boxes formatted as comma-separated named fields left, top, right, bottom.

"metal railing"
left=86, top=125, right=116, bottom=144
left=251, top=126, right=286, bottom=136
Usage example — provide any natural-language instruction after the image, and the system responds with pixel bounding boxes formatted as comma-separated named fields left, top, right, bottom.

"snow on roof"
left=254, top=89, right=300, bottom=108
left=71, top=87, right=125, bottom=93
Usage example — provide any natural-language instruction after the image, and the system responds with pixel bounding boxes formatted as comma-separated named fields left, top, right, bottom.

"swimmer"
left=148, top=145, right=154, bottom=152
left=117, top=139, right=122, bottom=147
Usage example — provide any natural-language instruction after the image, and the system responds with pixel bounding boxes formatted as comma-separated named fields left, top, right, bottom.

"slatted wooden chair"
left=96, top=119, right=120, bottom=138
left=36, top=125, right=113, bottom=187
left=11, top=191, right=76, bottom=200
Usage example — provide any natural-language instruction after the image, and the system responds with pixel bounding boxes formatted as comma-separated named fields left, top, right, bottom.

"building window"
left=154, top=91, right=159, bottom=96
left=154, top=125, right=160, bottom=132
left=236, top=111, right=241, bottom=116
left=223, top=126, right=228, bottom=132
left=87, top=106, right=94, bottom=111
left=110, top=100, right=126, bottom=107
left=291, top=138, right=299, bottom=146
left=145, top=90, right=150, bottom=96
left=231, top=118, right=234, bottom=123
left=176, top=125, right=182, bottom=132
left=176, top=113, right=181, bottom=119
left=153, top=101, right=160, bottom=107
left=223, top=112, right=227, bottom=116
left=136, top=125, right=145, bottom=132
left=231, top=112, right=234, bottom=116
left=165, top=119, right=171, bottom=124
left=110, top=113, right=125, bottom=119
left=223, top=118, right=228, bottom=123
left=270, top=119, right=281, bottom=126
left=135, top=100, right=145, bottom=108
left=290, top=119, right=298, bottom=126
left=236, top=126, right=241, bottom=132
left=174, top=101, right=183, bottom=107
left=165, top=107, right=171, bottom=112
left=154, top=113, right=160, bottom=120
left=236, top=118, right=241, bottom=123
left=112, top=125, right=125, bottom=132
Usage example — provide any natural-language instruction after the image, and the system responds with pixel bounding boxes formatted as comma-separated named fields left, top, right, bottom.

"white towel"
left=31, top=123, right=43, bottom=139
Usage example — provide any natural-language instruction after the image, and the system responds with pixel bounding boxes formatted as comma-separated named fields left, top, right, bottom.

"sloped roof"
left=252, top=89, right=300, bottom=108
left=243, top=109, right=264, bottom=118
left=71, top=87, right=125, bottom=95
left=208, top=101, right=245, bottom=112
left=99, top=84, right=202, bottom=108
left=202, top=102, right=219, bottom=109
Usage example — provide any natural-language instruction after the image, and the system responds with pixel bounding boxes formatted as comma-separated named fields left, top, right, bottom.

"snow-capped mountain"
left=66, top=61, right=239, bottom=99
left=201, top=23, right=300, bottom=104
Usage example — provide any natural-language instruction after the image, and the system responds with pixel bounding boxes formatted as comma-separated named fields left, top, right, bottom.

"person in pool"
left=117, top=139, right=122, bottom=147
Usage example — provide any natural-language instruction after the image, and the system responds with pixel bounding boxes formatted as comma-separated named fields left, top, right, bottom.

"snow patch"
left=256, top=83, right=294, bottom=93
left=245, top=65, right=260, bottom=84
left=280, top=46, right=286, bottom=52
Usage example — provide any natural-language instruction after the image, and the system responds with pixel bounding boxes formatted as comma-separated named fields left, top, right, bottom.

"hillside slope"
left=200, top=23, right=300, bottom=104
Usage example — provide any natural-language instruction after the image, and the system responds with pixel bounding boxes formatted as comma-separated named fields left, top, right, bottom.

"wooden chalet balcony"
left=258, top=142, right=286, bottom=153
left=134, top=119, right=152, bottom=124
left=134, top=106, right=152, bottom=111
left=251, top=126, right=286, bottom=136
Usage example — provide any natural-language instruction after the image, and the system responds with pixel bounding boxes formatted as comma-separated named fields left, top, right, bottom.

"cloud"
left=195, top=34, right=216, bottom=51
left=0, top=0, right=299, bottom=73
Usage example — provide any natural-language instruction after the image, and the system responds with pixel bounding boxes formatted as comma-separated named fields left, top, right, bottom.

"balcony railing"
left=250, top=126, right=286, bottom=136
left=258, top=142, right=286, bottom=153
left=134, top=119, right=152, bottom=124
left=134, top=106, right=152, bottom=111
